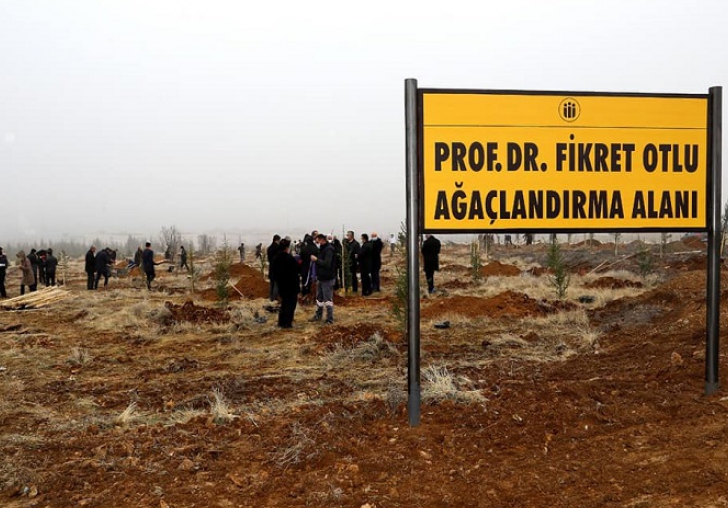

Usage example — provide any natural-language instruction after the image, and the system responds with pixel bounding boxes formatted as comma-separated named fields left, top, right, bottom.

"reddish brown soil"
left=164, top=300, right=230, bottom=324
left=3, top=244, right=728, bottom=508
left=479, top=260, right=521, bottom=277
left=422, top=290, right=563, bottom=320
left=585, top=276, right=644, bottom=289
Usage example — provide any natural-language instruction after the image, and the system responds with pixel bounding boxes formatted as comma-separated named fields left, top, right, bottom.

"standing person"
left=421, top=234, right=441, bottom=294
left=255, top=243, right=262, bottom=259
left=37, top=250, right=47, bottom=286
left=237, top=243, right=245, bottom=263
left=133, top=246, right=143, bottom=269
left=344, top=231, right=360, bottom=293
left=310, top=234, right=336, bottom=324
left=17, top=250, right=34, bottom=295
left=298, top=234, right=317, bottom=297
left=0, top=247, right=8, bottom=298
left=94, top=247, right=112, bottom=289
left=27, top=249, right=39, bottom=292
left=179, top=245, right=189, bottom=272
left=389, top=233, right=397, bottom=256
left=85, top=246, right=96, bottom=290
left=271, top=238, right=300, bottom=328
left=45, top=248, right=58, bottom=286
left=359, top=233, right=373, bottom=296
left=142, top=242, right=163, bottom=290
left=370, top=232, right=383, bottom=292
left=266, top=234, right=281, bottom=301
left=332, top=235, right=343, bottom=290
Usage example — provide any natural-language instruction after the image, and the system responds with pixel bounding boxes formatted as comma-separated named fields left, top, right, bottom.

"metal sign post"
left=706, top=86, right=722, bottom=395
left=405, top=78, right=421, bottom=426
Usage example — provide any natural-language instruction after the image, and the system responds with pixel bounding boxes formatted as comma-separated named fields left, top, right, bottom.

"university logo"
left=558, top=97, right=580, bottom=122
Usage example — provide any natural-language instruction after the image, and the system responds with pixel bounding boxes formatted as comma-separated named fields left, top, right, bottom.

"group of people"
left=86, top=242, right=167, bottom=291
left=0, top=246, right=60, bottom=298
left=264, top=230, right=389, bottom=328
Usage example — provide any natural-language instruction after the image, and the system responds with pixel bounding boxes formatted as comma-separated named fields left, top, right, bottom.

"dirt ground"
left=2, top=238, right=728, bottom=507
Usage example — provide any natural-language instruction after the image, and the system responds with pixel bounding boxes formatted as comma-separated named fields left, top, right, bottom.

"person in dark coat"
left=298, top=234, right=318, bottom=297
left=85, top=246, right=96, bottom=290
left=271, top=239, right=300, bottom=328
left=333, top=236, right=343, bottom=290
left=27, top=249, right=39, bottom=291
left=359, top=233, right=373, bottom=296
left=267, top=234, right=281, bottom=301
left=179, top=246, right=189, bottom=272
left=37, top=249, right=47, bottom=286
left=94, top=248, right=112, bottom=289
left=370, top=232, right=383, bottom=292
left=17, top=250, right=35, bottom=295
left=142, top=242, right=164, bottom=290
left=45, top=248, right=58, bottom=286
left=133, top=247, right=143, bottom=269
left=0, top=247, right=8, bottom=298
left=421, top=234, right=441, bottom=294
left=344, top=231, right=360, bottom=293
left=237, top=243, right=245, bottom=263
left=310, top=234, right=336, bottom=324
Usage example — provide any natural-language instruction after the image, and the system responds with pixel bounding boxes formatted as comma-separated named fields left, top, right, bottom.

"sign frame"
left=404, top=80, right=722, bottom=428
left=417, top=88, right=711, bottom=235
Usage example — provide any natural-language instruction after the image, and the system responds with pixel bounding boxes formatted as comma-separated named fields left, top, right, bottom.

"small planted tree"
left=391, top=222, right=408, bottom=331
left=637, top=244, right=654, bottom=278
left=213, top=243, right=233, bottom=305
left=613, top=232, right=622, bottom=256
left=721, top=201, right=728, bottom=256
left=470, top=240, right=481, bottom=283
left=546, top=241, right=570, bottom=300
left=659, top=232, right=672, bottom=258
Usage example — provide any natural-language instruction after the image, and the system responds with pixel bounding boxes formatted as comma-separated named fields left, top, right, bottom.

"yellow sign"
left=420, top=91, right=709, bottom=232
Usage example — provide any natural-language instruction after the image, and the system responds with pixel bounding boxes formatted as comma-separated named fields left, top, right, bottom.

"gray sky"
left=1, top=0, right=726, bottom=242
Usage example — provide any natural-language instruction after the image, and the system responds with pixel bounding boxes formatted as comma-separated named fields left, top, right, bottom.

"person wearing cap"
left=370, top=232, right=383, bottom=292
left=45, top=248, right=58, bottom=286
left=0, top=247, right=8, bottom=298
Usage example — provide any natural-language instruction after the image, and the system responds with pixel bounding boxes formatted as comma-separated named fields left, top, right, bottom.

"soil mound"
left=311, top=323, right=397, bottom=350
left=479, top=261, right=521, bottom=277
left=440, top=279, right=471, bottom=290
left=585, top=277, right=643, bottom=290
left=664, top=254, right=706, bottom=271
left=573, top=239, right=602, bottom=247
left=422, top=290, right=561, bottom=320
left=164, top=300, right=229, bottom=324
left=440, top=264, right=470, bottom=273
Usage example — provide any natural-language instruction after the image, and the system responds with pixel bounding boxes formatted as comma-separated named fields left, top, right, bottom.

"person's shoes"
left=310, top=314, right=322, bottom=322
left=325, top=319, right=334, bottom=325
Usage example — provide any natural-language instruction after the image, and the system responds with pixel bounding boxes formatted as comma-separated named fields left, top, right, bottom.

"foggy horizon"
left=2, top=1, right=727, bottom=243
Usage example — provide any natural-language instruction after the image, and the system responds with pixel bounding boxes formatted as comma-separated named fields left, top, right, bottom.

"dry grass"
left=168, top=408, right=206, bottom=426
left=209, top=388, right=237, bottom=424
left=272, top=423, right=319, bottom=469
left=115, top=402, right=138, bottom=426
left=66, top=347, right=92, bottom=366
left=421, top=365, right=486, bottom=404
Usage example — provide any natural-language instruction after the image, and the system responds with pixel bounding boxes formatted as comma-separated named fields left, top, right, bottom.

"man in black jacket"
left=27, top=249, right=39, bottom=291
left=310, top=234, right=336, bottom=324
left=370, top=232, right=383, bottom=292
left=142, top=242, right=164, bottom=290
left=85, top=246, right=96, bottom=290
left=359, top=233, right=373, bottom=296
left=267, top=234, right=281, bottom=301
left=45, top=248, right=58, bottom=286
left=421, top=234, right=441, bottom=294
left=0, top=247, right=8, bottom=298
left=94, top=248, right=112, bottom=289
left=271, top=239, right=300, bottom=328
left=298, top=234, right=317, bottom=297
left=344, top=231, right=360, bottom=293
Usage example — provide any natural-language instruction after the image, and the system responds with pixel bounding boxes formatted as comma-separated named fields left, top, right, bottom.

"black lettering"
left=684, top=145, right=699, bottom=173
left=507, top=143, right=522, bottom=171
left=659, top=191, right=673, bottom=218
left=647, top=191, right=658, bottom=219
left=528, top=190, right=543, bottom=218
left=588, top=190, right=608, bottom=219
left=691, top=190, right=698, bottom=218
left=578, top=143, right=592, bottom=172
left=512, top=191, right=526, bottom=219
left=632, top=191, right=646, bottom=218
left=452, top=142, right=467, bottom=171
left=524, top=143, right=539, bottom=171
left=469, top=191, right=484, bottom=219
left=658, top=144, right=670, bottom=172
left=611, top=143, right=622, bottom=172
left=485, top=191, right=498, bottom=221
left=546, top=191, right=560, bottom=219
left=671, top=144, right=682, bottom=172
left=643, top=144, right=657, bottom=172
left=452, top=190, right=467, bottom=219
left=594, top=144, right=609, bottom=172
left=434, top=191, right=450, bottom=219
left=556, top=143, right=567, bottom=171
left=563, top=190, right=570, bottom=219
left=610, top=191, right=624, bottom=218
left=487, top=143, right=498, bottom=171
left=573, top=191, right=587, bottom=219
left=499, top=190, right=511, bottom=219
left=675, top=191, right=688, bottom=218
left=469, top=142, right=484, bottom=172
left=622, top=144, right=635, bottom=172
left=435, top=143, right=449, bottom=172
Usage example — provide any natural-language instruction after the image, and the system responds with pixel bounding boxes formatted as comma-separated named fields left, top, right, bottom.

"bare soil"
left=2, top=240, right=728, bottom=508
